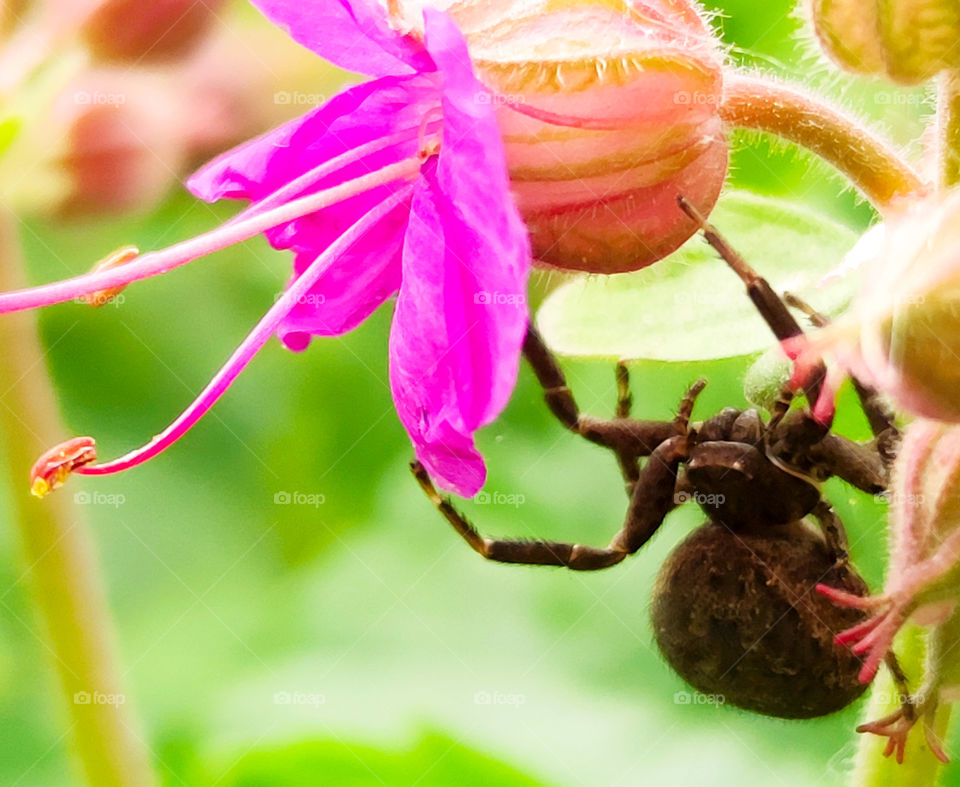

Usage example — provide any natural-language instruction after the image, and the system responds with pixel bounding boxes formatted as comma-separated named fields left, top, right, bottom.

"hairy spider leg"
left=410, top=382, right=706, bottom=571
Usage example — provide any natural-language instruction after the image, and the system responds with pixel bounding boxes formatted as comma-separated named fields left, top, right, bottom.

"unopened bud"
left=807, top=189, right=960, bottom=422
left=51, top=70, right=187, bottom=217
left=448, top=0, right=727, bottom=273
left=810, top=0, right=960, bottom=84
left=81, top=0, right=227, bottom=64
left=30, top=437, right=97, bottom=497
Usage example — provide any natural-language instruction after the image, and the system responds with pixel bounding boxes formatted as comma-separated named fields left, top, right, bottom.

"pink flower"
left=14, top=1, right=531, bottom=497
left=818, top=419, right=960, bottom=763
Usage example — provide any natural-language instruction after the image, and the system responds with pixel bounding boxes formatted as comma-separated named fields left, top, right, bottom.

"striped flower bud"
left=810, top=0, right=960, bottom=84
left=446, top=0, right=729, bottom=273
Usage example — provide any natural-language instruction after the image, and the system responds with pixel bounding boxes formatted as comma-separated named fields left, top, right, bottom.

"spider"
left=411, top=199, right=908, bottom=719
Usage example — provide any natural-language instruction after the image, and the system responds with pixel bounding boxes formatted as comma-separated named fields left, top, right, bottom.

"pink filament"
left=76, top=187, right=413, bottom=476
left=0, top=156, right=421, bottom=314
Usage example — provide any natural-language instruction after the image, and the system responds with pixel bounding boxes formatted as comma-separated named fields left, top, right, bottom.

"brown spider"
left=411, top=199, right=909, bottom=720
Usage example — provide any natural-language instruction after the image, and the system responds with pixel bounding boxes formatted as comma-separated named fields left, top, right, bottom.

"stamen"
left=30, top=436, right=97, bottom=497
left=81, top=245, right=138, bottom=307
left=56, top=187, right=414, bottom=482
left=0, top=156, right=423, bottom=315
left=237, top=123, right=437, bottom=220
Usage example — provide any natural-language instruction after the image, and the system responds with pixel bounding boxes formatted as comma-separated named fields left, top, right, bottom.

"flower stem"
left=0, top=211, right=155, bottom=786
left=720, top=74, right=928, bottom=211
left=938, top=69, right=960, bottom=189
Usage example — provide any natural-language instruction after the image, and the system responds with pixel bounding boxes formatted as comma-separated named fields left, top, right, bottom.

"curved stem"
left=0, top=212, right=155, bottom=785
left=75, top=186, right=411, bottom=477
left=720, top=74, right=928, bottom=211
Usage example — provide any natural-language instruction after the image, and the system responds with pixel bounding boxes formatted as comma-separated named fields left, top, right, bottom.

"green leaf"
left=536, top=190, right=861, bottom=362
left=195, top=733, right=547, bottom=787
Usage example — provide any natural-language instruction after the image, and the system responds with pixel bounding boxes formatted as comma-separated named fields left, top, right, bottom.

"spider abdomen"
left=651, top=521, right=870, bottom=718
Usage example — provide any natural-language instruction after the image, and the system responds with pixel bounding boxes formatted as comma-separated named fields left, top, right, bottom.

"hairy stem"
left=0, top=211, right=155, bottom=786
left=938, top=69, right=960, bottom=189
left=720, top=74, right=927, bottom=211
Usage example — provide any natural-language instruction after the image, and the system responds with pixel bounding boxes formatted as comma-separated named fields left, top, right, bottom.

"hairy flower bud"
left=800, top=189, right=960, bottom=422
left=81, top=0, right=227, bottom=64
left=810, top=0, right=960, bottom=84
left=442, top=0, right=728, bottom=273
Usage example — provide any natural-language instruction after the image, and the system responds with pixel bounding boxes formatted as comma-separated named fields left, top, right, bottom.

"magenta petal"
left=187, top=77, right=431, bottom=205
left=389, top=13, right=531, bottom=495
left=249, top=0, right=431, bottom=77
left=275, top=198, right=407, bottom=348
left=188, top=77, right=436, bottom=347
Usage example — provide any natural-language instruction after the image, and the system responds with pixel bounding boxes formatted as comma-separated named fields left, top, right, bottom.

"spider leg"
left=677, top=197, right=828, bottom=421
left=810, top=500, right=849, bottom=564
left=410, top=432, right=689, bottom=571
left=522, top=325, right=683, bottom=458
left=614, top=363, right=641, bottom=490
left=411, top=461, right=627, bottom=570
left=807, top=432, right=888, bottom=494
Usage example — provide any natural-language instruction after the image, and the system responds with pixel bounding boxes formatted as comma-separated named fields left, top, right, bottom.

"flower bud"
left=809, top=0, right=960, bottom=84
left=810, top=189, right=960, bottom=422
left=81, top=0, right=226, bottom=64
left=49, top=70, right=188, bottom=217
left=448, top=0, right=728, bottom=273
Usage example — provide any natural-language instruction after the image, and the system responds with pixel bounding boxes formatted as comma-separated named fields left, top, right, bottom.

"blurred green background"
left=0, top=0, right=949, bottom=784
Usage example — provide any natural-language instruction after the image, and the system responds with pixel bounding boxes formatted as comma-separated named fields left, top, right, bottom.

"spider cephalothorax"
left=412, top=201, right=905, bottom=719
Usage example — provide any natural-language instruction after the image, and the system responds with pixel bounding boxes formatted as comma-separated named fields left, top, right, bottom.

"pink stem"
left=76, top=187, right=413, bottom=475
left=0, top=157, right=422, bottom=314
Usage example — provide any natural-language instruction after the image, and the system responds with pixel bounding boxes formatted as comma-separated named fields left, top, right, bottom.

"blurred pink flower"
left=16, top=1, right=531, bottom=497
